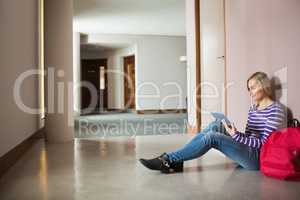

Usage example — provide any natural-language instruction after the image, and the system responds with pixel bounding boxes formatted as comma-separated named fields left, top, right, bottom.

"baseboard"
left=79, top=108, right=129, bottom=115
left=0, top=128, right=45, bottom=178
left=137, top=109, right=187, bottom=114
left=106, top=108, right=127, bottom=112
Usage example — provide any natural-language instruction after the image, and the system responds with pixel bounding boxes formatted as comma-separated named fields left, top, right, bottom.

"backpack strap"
left=288, top=119, right=300, bottom=128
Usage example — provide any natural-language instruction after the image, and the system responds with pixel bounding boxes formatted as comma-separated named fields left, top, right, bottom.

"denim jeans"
left=167, top=120, right=260, bottom=170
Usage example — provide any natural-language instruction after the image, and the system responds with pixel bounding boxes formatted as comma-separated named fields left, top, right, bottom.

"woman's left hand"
left=221, top=120, right=237, bottom=137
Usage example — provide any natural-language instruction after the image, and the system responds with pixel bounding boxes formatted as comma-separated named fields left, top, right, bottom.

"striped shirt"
left=232, top=102, right=285, bottom=149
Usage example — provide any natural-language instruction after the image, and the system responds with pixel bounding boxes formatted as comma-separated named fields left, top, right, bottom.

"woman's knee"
left=207, top=120, right=222, bottom=132
left=203, top=131, right=222, bottom=144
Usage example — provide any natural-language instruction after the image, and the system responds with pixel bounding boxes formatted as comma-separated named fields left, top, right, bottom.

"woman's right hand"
left=221, top=120, right=237, bottom=137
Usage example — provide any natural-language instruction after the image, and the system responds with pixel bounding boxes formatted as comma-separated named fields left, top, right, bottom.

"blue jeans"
left=167, top=121, right=260, bottom=170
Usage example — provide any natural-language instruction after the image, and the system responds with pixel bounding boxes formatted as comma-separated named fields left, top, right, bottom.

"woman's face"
left=248, top=79, right=265, bottom=102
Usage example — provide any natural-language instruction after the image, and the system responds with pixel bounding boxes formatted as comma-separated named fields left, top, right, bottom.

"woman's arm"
left=231, top=114, right=284, bottom=149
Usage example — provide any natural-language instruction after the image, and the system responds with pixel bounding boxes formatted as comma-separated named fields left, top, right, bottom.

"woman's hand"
left=221, top=120, right=237, bottom=137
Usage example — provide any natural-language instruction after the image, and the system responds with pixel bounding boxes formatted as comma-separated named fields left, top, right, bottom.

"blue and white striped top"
left=232, top=102, right=285, bottom=149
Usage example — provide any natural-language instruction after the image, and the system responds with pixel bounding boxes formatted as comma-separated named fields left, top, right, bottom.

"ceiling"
left=73, top=0, right=186, bottom=36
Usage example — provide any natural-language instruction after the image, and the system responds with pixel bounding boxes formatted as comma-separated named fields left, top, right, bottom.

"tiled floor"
left=0, top=134, right=299, bottom=200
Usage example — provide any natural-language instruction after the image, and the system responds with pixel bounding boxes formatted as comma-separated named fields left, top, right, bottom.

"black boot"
left=139, top=153, right=183, bottom=173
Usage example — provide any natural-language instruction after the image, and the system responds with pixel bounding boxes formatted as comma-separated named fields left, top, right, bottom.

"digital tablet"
left=211, top=112, right=231, bottom=125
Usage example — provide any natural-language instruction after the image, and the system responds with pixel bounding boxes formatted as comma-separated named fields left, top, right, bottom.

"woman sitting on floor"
left=139, top=71, right=286, bottom=173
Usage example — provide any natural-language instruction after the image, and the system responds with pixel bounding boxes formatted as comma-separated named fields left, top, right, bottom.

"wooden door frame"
left=123, top=55, right=136, bottom=110
left=223, top=0, right=228, bottom=116
left=194, top=0, right=227, bottom=132
left=195, top=0, right=201, bottom=132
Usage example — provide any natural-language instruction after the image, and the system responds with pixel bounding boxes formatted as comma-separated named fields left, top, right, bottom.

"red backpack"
left=260, top=119, right=300, bottom=181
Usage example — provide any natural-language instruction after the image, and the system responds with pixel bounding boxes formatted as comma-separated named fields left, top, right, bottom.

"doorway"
left=81, top=59, right=108, bottom=114
left=123, top=55, right=136, bottom=110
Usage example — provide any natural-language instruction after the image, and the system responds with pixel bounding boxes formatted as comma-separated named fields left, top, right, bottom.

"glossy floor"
left=0, top=134, right=299, bottom=200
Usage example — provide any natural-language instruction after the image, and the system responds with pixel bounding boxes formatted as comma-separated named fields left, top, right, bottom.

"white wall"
left=185, top=0, right=300, bottom=132
left=107, top=47, right=136, bottom=109
left=88, top=34, right=187, bottom=110
left=0, top=0, right=39, bottom=157
left=73, top=32, right=81, bottom=116
left=185, top=0, right=198, bottom=128
left=226, top=0, right=300, bottom=130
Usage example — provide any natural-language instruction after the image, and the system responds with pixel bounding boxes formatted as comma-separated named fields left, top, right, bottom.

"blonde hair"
left=247, top=72, right=273, bottom=99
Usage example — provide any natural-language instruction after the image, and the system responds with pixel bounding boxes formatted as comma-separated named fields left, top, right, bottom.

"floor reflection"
left=39, top=148, right=48, bottom=200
